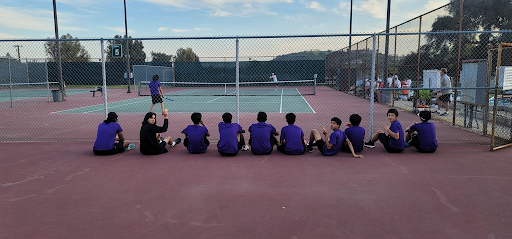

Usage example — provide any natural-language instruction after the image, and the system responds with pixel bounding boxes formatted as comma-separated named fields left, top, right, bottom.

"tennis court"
left=55, top=88, right=315, bottom=114
left=0, top=87, right=91, bottom=102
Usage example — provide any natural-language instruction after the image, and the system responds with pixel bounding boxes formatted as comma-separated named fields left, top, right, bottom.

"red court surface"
left=1, top=142, right=512, bottom=239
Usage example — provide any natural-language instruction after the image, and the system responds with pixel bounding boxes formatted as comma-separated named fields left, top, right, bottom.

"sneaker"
left=404, top=141, right=410, bottom=147
left=171, top=137, right=182, bottom=147
left=306, top=142, right=314, bottom=152
left=364, top=141, right=375, bottom=148
left=242, top=145, right=249, bottom=151
left=440, top=112, right=448, bottom=116
left=125, top=143, right=135, bottom=151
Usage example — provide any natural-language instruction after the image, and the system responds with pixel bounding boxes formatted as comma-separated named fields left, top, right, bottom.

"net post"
left=101, top=39, right=108, bottom=119
left=314, top=74, right=317, bottom=95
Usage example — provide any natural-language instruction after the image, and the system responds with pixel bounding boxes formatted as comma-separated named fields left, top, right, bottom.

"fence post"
left=369, top=34, right=377, bottom=140
left=101, top=39, right=108, bottom=119
left=235, top=37, right=240, bottom=123
left=8, top=57, right=13, bottom=107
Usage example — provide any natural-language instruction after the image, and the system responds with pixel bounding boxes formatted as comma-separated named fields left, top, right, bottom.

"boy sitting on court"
left=364, top=108, right=406, bottom=153
left=405, top=111, right=438, bottom=153
left=307, top=117, right=363, bottom=158
left=277, top=113, right=306, bottom=155
left=149, top=74, right=165, bottom=115
left=248, top=111, right=279, bottom=155
left=217, top=112, right=248, bottom=156
left=341, top=114, right=365, bottom=154
left=182, top=112, right=210, bottom=154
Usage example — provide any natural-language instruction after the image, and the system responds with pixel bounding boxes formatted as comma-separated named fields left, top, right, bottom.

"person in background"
left=149, top=74, right=165, bottom=115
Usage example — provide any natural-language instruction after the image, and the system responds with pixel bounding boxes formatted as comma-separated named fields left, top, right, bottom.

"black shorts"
left=93, top=141, right=124, bottom=155
left=409, top=134, right=436, bottom=153
left=151, top=94, right=163, bottom=104
left=277, top=142, right=306, bottom=155
left=184, top=136, right=210, bottom=148
left=439, top=94, right=451, bottom=103
left=315, top=139, right=327, bottom=155
left=218, top=141, right=243, bottom=156
left=378, top=133, right=404, bottom=153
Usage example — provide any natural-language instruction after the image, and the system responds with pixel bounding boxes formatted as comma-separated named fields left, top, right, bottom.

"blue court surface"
left=55, top=88, right=315, bottom=113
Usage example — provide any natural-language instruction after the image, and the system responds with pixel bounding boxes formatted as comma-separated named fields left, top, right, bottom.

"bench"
left=91, top=87, right=103, bottom=97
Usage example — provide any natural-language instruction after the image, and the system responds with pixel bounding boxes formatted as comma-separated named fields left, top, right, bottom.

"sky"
left=0, top=0, right=451, bottom=39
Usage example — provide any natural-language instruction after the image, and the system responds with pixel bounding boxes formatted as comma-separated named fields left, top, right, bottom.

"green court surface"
left=0, top=89, right=91, bottom=102
left=56, top=88, right=315, bottom=113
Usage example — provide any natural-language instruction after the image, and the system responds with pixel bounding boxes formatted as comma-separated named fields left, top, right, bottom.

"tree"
left=106, top=35, right=146, bottom=63
left=44, top=33, right=90, bottom=62
left=151, top=52, right=173, bottom=62
left=175, top=48, right=199, bottom=62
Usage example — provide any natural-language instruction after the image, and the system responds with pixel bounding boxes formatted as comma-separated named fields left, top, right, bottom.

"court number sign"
left=112, top=44, right=122, bottom=58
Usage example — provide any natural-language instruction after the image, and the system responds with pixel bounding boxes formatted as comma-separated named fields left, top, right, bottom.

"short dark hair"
left=331, top=117, right=342, bottom=126
left=349, top=114, right=361, bottom=126
left=191, top=112, right=202, bottom=124
left=285, top=113, right=296, bottom=124
left=104, top=112, right=118, bottom=124
left=387, top=108, right=399, bottom=117
left=152, top=75, right=159, bottom=81
left=222, top=112, right=232, bottom=123
left=419, top=111, right=431, bottom=122
left=440, top=68, right=447, bottom=73
left=142, top=112, right=156, bottom=125
left=257, top=111, right=267, bottom=122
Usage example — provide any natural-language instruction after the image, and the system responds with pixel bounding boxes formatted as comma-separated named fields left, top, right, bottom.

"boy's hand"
left=322, top=126, right=327, bottom=135
left=200, top=120, right=205, bottom=126
left=353, top=154, right=364, bottom=158
left=163, top=109, right=168, bottom=117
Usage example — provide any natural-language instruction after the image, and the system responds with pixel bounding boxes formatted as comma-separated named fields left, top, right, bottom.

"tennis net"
left=138, top=80, right=316, bottom=97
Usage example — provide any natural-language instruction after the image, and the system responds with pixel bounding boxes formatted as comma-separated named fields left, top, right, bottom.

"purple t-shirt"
left=182, top=125, right=209, bottom=153
left=218, top=122, right=243, bottom=154
left=323, top=129, right=347, bottom=156
left=93, top=122, right=122, bottom=150
left=280, top=124, right=305, bottom=154
left=249, top=122, right=277, bottom=154
left=343, top=126, right=365, bottom=153
left=389, top=120, right=405, bottom=150
left=410, top=122, right=438, bottom=151
left=149, top=80, right=161, bottom=95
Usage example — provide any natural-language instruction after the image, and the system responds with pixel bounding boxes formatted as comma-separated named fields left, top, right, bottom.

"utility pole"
left=13, top=45, right=22, bottom=62
left=384, top=0, right=391, bottom=78
left=124, top=0, right=131, bottom=93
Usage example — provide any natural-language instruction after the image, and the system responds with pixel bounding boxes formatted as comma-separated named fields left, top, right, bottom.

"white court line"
left=279, top=89, right=284, bottom=113
left=296, top=89, right=316, bottom=113
left=52, top=97, right=150, bottom=113
left=206, top=91, right=235, bottom=103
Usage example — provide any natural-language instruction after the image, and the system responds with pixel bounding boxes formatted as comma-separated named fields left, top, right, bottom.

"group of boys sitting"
left=93, top=108, right=437, bottom=157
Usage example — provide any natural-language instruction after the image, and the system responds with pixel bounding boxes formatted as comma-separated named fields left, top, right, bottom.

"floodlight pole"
left=348, top=0, right=353, bottom=89
left=124, top=0, right=131, bottom=93
left=53, top=0, right=65, bottom=100
left=384, top=0, right=391, bottom=77
left=13, top=45, right=22, bottom=62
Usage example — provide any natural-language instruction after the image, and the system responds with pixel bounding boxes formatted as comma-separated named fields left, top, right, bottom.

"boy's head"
left=104, top=112, right=118, bottom=124
left=191, top=112, right=202, bottom=124
left=419, top=111, right=431, bottom=122
left=152, top=74, right=159, bottom=81
left=349, top=114, right=361, bottom=126
left=257, top=111, right=267, bottom=122
left=330, top=117, right=342, bottom=130
left=387, top=109, right=399, bottom=122
left=222, top=112, right=232, bottom=123
left=285, top=113, right=296, bottom=124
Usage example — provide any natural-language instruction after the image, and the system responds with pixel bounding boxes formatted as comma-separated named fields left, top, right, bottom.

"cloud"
left=0, top=32, right=25, bottom=39
left=194, top=27, right=211, bottom=31
left=353, top=0, right=387, bottom=19
left=158, top=27, right=169, bottom=32
left=0, top=5, right=55, bottom=32
left=305, top=1, right=327, bottom=12
left=210, top=10, right=231, bottom=16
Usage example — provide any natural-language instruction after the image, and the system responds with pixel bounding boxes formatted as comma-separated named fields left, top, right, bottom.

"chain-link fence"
left=0, top=32, right=510, bottom=148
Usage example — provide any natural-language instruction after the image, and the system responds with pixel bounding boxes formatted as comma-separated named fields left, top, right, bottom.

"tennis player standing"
left=149, top=74, right=165, bottom=115
left=269, top=73, right=278, bottom=88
